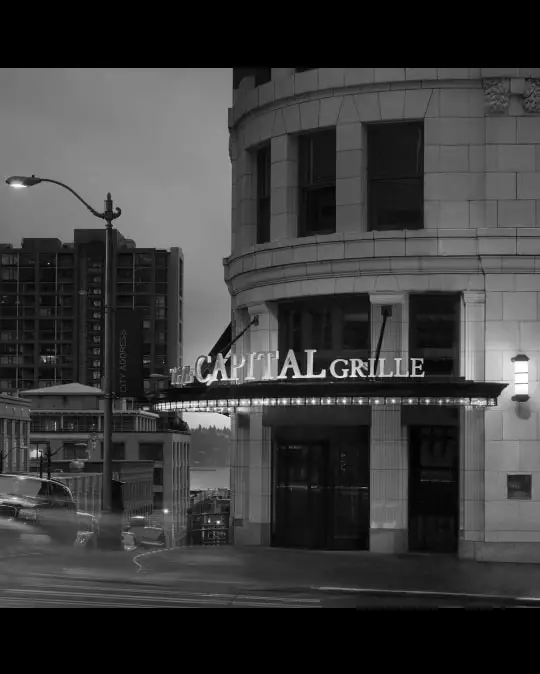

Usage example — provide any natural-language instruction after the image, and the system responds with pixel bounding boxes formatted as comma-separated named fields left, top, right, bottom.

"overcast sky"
left=0, top=68, right=233, bottom=428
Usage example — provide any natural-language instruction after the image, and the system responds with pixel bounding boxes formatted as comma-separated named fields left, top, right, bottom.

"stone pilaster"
left=242, top=413, right=272, bottom=545
left=459, top=291, right=487, bottom=558
left=336, top=119, right=365, bottom=234
left=461, top=291, right=486, bottom=381
left=237, top=149, right=257, bottom=251
left=459, top=408, right=486, bottom=556
left=232, top=303, right=276, bottom=545
left=369, top=293, right=408, bottom=553
left=270, top=135, right=298, bottom=241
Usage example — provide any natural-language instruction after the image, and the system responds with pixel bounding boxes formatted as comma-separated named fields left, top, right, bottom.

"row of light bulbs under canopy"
left=154, top=396, right=498, bottom=413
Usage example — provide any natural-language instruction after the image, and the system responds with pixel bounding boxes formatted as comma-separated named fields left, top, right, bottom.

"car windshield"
left=0, top=476, right=48, bottom=499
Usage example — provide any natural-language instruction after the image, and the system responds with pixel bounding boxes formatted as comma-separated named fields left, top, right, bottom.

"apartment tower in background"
left=0, top=229, right=183, bottom=396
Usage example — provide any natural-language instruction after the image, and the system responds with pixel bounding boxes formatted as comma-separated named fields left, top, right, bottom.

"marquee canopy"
left=152, top=378, right=508, bottom=413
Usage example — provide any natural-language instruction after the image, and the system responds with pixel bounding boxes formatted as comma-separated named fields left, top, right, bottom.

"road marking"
left=313, top=586, right=539, bottom=603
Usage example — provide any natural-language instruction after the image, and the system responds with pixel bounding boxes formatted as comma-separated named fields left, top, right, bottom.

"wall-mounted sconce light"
left=512, top=354, right=530, bottom=402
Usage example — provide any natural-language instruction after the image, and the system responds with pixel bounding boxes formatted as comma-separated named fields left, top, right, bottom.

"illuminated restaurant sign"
left=170, top=350, right=424, bottom=387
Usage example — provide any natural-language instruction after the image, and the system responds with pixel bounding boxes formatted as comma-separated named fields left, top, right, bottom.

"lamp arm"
left=39, top=179, right=121, bottom=221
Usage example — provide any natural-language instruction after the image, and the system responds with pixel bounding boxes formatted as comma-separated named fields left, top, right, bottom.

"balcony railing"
left=31, top=424, right=99, bottom=434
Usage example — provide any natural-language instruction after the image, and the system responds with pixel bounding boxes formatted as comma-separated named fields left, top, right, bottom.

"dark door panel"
left=272, top=427, right=369, bottom=550
left=408, top=426, right=459, bottom=553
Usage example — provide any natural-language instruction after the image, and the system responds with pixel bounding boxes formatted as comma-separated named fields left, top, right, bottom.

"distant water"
left=190, top=467, right=230, bottom=491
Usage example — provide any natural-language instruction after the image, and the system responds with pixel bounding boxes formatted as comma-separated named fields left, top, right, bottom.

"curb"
left=309, top=585, right=540, bottom=605
left=133, top=546, right=171, bottom=573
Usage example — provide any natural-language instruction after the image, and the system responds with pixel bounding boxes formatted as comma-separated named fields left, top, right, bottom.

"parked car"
left=123, top=521, right=166, bottom=549
left=0, top=473, right=97, bottom=550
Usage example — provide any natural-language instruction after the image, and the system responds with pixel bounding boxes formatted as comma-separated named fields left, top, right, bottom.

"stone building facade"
left=221, top=68, right=540, bottom=563
left=0, top=392, right=32, bottom=473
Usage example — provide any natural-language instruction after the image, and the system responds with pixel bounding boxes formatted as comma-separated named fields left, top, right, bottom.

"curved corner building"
left=223, top=68, right=540, bottom=562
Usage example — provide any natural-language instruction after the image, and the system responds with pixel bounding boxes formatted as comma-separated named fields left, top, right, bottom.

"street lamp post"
left=6, top=175, right=121, bottom=513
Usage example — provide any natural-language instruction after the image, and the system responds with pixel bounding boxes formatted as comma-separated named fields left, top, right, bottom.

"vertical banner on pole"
left=114, top=309, right=144, bottom=399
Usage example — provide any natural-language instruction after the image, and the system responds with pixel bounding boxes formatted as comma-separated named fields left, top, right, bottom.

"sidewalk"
left=136, top=546, right=540, bottom=599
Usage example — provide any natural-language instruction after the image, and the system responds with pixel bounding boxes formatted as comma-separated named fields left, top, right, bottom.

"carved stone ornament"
left=523, top=79, right=540, bottom=114
left=483, top=78, right=510, bottom=114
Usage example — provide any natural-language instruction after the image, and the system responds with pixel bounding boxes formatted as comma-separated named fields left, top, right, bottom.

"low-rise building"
left=52, top=471, right=103, bottom=516
left=0, top=392, right=32, bottom=473
left=22, top=382, right=190, bottom=542
left=49, top=461, right=153, bottom=520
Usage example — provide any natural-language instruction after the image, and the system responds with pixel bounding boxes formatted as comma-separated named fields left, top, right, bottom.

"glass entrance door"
left=408, top=426, right=459, bottom=553
left=272, top=427, right=369, bottom=550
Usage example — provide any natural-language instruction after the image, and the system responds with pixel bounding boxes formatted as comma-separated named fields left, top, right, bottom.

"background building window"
left=298, top=129, right=336, bottom=237
left=367, top=121, right=424, bottom=231
left=139, top=443, right=164, bottom=462
left=409, top=294, right=460, bottom=376
left=112, top=443, right=125, bottom=460
left=64, top=443, right=88, bottom=460
left=256, top=144, right=271, bottom=244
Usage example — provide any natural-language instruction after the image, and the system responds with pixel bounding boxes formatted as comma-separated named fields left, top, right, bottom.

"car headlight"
left=18, top=508, right=38, bottom=522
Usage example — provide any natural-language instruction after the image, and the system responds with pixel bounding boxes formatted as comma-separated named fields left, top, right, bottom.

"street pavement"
left=135, top=546, right=540, bottom=600
left=2, top=544, right=540, bottom=608
left=0, top=575, right=322, bottom=608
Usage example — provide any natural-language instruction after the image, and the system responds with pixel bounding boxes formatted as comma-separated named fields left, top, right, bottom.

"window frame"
left=278, top=295, right=371, bottom=376
left=408, top=293, right=461, bottom=377
left=367, top=120, right=424, bottom=232
left=298, top=129, right=337, bottom=238
left=256, top=143, right=271, bottom=244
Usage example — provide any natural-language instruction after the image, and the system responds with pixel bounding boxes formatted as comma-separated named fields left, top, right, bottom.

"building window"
left=113, top=416, right=135, bottom=432
left=64, top=443, right=88, bottom=460
left=409, top=294, right=460, bottom=377
left=367, top=121, right=424, bottom=231
left=153, top=467, right=163, bottom=486
left=155, top=253, right=167, bottom=267
left=112, top=443, right=125, bottom=460
left=256, top=144, right=271, bottom=244
left=135, top=253, right=153, bottom=266
left=0, top=268, right=17, bottom=281
left=139, top=443, right=163, bottom=462
left=278, top=296, right=370, bottom=375
left=117, top=254, right=133, bottom=268
left=295, top=67, right=316, bottom=72
left=153, top=492, right=163, bottom=510
left=298, top=129, right=336, bottom=237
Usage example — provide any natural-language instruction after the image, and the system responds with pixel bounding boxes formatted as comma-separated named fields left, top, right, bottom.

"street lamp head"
left=6, top=175, right=42, bottom=188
